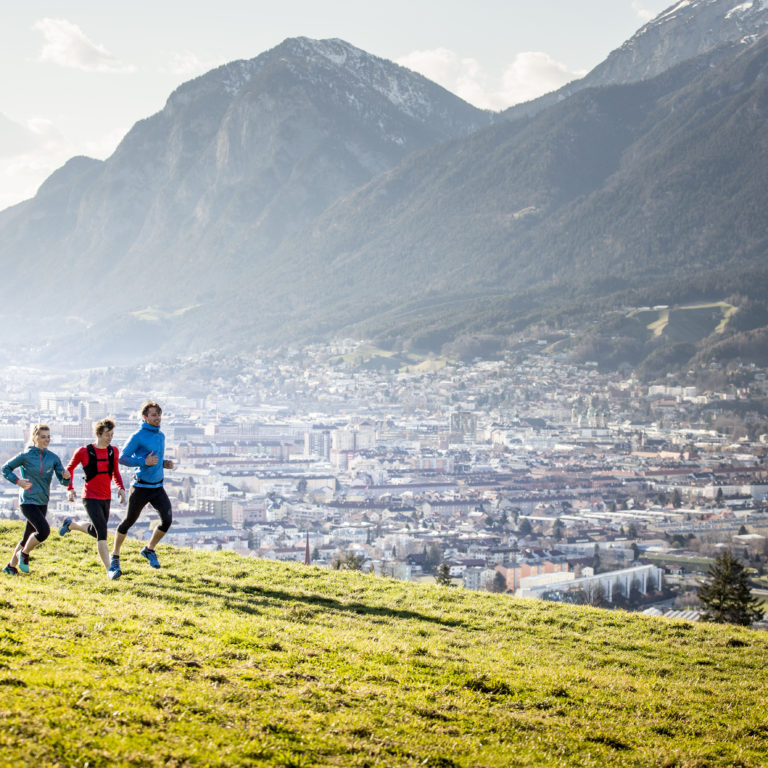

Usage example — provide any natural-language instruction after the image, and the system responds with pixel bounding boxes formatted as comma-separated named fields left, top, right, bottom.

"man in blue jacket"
left=109, top=401, right=174, bottom=577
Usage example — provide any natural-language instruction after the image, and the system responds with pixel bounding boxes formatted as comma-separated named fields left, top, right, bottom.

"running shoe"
left=107, top=566, right=122, bottom=580
left=59, top=517, right=72, bottom=536
left=18, top=552, right=30, bottom=573
left=140, top=547, right=161, bottom=569
left=2, top=563, right=18, bottom=576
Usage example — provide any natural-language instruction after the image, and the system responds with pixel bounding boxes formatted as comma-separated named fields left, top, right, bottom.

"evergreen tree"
left=332, top=551, right=365, bottom=571
left=518, top=518, right=533, bottom=536
left=715, top=487, right=724, bottom=506
left=490, top=571, right=507, bottom=593
left=587, top=582, right=608, bottom=607
left=435, top=562, right=452, bottom=586
left=698, top=551, right=764, bottom=626
left=424, top=543, right=443, bottom=574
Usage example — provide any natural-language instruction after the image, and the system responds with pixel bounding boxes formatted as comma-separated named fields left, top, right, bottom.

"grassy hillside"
left=1, top=522, right=767, bottom=767
left=632, top=303, right=735, bottom=344
left=323, top=345, right=449, bottom=372
left=563, top=301, right=747, bottom=376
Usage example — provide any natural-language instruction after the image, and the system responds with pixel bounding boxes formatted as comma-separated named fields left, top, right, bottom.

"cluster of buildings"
left=1, top=340, right=767, bottom=617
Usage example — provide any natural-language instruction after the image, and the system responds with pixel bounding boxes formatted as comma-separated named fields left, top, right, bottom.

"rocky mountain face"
left=589, top=0, right=768, bottom=85
left=504, top=0, right=768, bottom=120
left=0, top=37, right=489, bottom=349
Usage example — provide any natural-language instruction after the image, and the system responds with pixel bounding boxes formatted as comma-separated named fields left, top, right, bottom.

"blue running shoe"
left=107, top=566, right=122, bottom=580
left=140, top=547, right=161, bottom=569
left=59, top=517, right=72, bottom=536
left=18, top=552, right=30, bottom=573
left=3, top=563, right=18, bottom=576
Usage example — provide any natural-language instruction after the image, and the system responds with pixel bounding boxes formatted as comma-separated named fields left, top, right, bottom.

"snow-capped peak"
left=276, top=37, right=475, bottom=122
left=585, top=0, right=768, bottom=89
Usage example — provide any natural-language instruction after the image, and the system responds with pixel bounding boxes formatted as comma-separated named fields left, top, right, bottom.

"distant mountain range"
left=1, top=0, right=767, bottom=375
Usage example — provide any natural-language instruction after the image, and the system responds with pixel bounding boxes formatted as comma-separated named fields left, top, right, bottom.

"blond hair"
left=30, top=423, right=50, bottom=443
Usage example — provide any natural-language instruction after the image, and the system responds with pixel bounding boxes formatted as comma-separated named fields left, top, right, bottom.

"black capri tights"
left=19, top=504, right=50, bottom=547
left=82, top=498, right=111, bottom=541
left=117, top=486, right=173, bottom=535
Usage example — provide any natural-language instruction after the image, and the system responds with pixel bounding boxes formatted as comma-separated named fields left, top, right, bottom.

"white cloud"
left=25, top=118, right=66, bottom=146
left=160, top=50, right=225, bottom=77
left=0, top=114, right=128, bottom=211
left=0, top=116, right=70, bottom=209
left=33, top=18, right=136, bottom=73
left=0, top=152, right=60, bottom=210
left=397, top=48, right=584, bottom=110
left=0, top=114, right=37, bottom=157
left=81, top=127, right=127, bottom=160
left=632, top=2, right=657, bottom=22
left=397, top=48, right=469, bottom=90
left=500, top=52, right=587, bottom=106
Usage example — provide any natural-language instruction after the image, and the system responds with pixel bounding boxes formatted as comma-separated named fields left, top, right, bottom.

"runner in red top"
left=61, top=418, right=126, bottom=579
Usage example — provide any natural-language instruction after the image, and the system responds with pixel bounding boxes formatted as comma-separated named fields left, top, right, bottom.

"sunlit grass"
left=1, top=523, right=767, bottom=767
left=332, top=344, right=450, bottom=372
left=130, top=305, right=200, bottom=322
left=627, top=301, right=737, bottom=340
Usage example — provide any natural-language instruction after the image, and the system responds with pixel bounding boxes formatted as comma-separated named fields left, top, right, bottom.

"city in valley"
left=2, top=339, right=767, bottom=624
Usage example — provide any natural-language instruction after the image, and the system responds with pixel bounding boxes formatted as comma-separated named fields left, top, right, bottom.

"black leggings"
left=117, top=486, right=173, bottom=535
left=82, top=498, right=111, bottom=541
left=19, top=504, right=50, bottom=547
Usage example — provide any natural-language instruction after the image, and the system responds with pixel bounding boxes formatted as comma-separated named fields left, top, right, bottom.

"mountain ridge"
left=503, top=0, right=768, bottom=121
left=0, top=37, right=490, bottom=330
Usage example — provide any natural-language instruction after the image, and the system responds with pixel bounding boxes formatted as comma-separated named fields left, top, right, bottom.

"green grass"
left=1, top=523, right=767, bottom=767
left=628, top=302, right=736, bottom=343
left=130, top=305, right=200, bottom=322
left=330, top=345, right=450, bottom=372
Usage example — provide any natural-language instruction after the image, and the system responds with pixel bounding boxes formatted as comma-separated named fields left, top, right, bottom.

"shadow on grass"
left=0, top=527, right=467, bottom=629
left=143, top=576, right=467, bottom=628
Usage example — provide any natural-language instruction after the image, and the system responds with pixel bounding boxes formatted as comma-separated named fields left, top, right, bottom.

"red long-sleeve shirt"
left=66, top=445, right=125, bottom=500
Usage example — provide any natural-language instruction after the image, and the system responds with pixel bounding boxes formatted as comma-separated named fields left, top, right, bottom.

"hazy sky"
left=0, top=0, right=671, bottom=210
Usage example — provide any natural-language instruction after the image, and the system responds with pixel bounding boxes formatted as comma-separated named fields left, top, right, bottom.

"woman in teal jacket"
left=2, top=424, right=70, bottom=575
